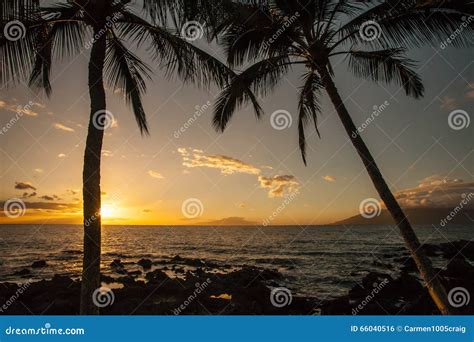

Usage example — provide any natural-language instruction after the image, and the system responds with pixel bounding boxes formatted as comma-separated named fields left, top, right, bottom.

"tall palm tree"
left=1, top=0, right=230, bottom=314
left=210, top=0, right=473, bottom=314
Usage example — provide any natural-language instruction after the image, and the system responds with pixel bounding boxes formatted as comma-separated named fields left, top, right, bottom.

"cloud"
left=15, top=181, right=36, bottom=191
left=66, top=189, right=79, bottom=196
left=58, top=153, right=66, bottom=158
left=440, top=96, right=457, bottom=110
left=0, top=201, right=80, bottom=213
left=102, top=150, right=113, bottom=157
left=34, top=168, right=44, bottom=173
left=465, top=83, right=474, bottom=99
left=322, top=175, right=336, bottom=182
left=178, top=148, right=261, bottom=175
left=178, top=148, right=300, bottom=199
left=0, top=99, right=40, bottom=116
left=40, top=195, right=60, bottom=201
left=53, top=123, right=75, bottom=132
left=258, top=175, right=299, bottom=198
left=395, top=175, right=474, bottom=208
left=148, top=170, right=164, bottom=179
left=22, top=192, right=37, bottom=198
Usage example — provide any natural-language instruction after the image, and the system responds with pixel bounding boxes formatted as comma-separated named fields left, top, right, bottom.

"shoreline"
left=1, top=240, right=472, bottom=315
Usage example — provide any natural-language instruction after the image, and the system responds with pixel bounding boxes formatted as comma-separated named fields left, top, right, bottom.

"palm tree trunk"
left=80, top=28, right=107, bottom=315
left=318, top=67, right=453, bottom=315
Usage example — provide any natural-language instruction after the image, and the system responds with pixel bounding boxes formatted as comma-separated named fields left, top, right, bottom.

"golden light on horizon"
left=100, top=203, right=118, bottom=219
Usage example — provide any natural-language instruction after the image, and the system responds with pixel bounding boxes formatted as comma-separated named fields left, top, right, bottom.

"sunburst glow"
left=100, top=204, right=117, bottom=219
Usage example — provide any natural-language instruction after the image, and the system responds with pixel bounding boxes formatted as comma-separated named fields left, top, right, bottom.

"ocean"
left=0, top=224, right=472, bottom=300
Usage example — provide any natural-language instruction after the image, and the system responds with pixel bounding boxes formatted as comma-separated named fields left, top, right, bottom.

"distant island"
left=334, top=207, right=474, bottom=226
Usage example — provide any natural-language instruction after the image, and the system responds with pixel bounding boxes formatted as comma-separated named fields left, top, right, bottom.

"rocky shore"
left=0, top=240, right=472, bottom=315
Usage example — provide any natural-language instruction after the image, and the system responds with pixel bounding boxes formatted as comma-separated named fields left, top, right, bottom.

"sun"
left=100, top=204, right=116, bottom=219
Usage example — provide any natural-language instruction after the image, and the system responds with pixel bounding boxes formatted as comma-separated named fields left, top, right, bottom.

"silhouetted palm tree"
left=1, top=0, right=229, bottom=314
left=211, top=0, right=473, bottom=314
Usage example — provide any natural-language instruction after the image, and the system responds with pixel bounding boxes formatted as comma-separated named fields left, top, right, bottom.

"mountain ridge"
left=333, top=207, right=474, bottom=225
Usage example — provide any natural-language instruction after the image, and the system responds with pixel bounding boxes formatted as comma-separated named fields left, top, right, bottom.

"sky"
left=0, top=8, right=473, bottom=226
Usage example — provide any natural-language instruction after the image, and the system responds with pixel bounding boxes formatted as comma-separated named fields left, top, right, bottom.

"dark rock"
left=145, top=269, right=169, bottom=282
left=116, top=276, right=135, bottom=285
left=110, top=259, right=124, bottom=268
left=100, top=274, right=115, bottom=283
left=395, top=256, right=417, bottom=273
left=441, top=257, right=474, bottom=278
left=51, top=274, right=75, bottom=286
left=128, top=270, right=142, bottom=277
left=13, top=268, right=31, bottom=276
left=171, top=255, right=184, bottom=262
left=137, top=258, right=152, bottom=270
left=31, top=260, right=47, bottom=268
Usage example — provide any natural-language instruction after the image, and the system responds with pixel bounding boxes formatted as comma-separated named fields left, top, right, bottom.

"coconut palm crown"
left=210, top=0, right=473, bottom=314
left=1, top=0, right=231, bottom=314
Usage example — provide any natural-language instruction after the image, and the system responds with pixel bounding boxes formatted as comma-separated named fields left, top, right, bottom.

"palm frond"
left=213, top=81, right=263, bottom=132
left=105, top=33, right=153, bottom=135
left=28, top=24, right=52, bottom=96
left=333, top=1, right=474, bottom=49
left=117, top=10, right=232, bottom=90
left=0, top=0, right=42, bottom=87
left=213, top=55, right=292, bottom=131
left=215, top=1, right=302, bottom=66
left=297, top=71, right=322, bottom=165
left=347, top=48, right=424, bottom=98
left=42, top=3, right=87, bottom=60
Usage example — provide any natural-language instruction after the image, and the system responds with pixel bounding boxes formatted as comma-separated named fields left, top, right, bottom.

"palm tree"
left=1, top=0, right=230, bottom=314
left=210, top=0, right=473, bottom=314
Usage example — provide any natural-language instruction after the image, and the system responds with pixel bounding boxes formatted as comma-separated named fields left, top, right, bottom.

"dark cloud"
left=39, top=195, right=60, bottom=201
left=66, top=189, right=78, bottom=196
left=22, top=192, right=37, bottom=198
left=0, top=201, right=80, bottom=213
left=15, top=182, right=36, bottom=191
